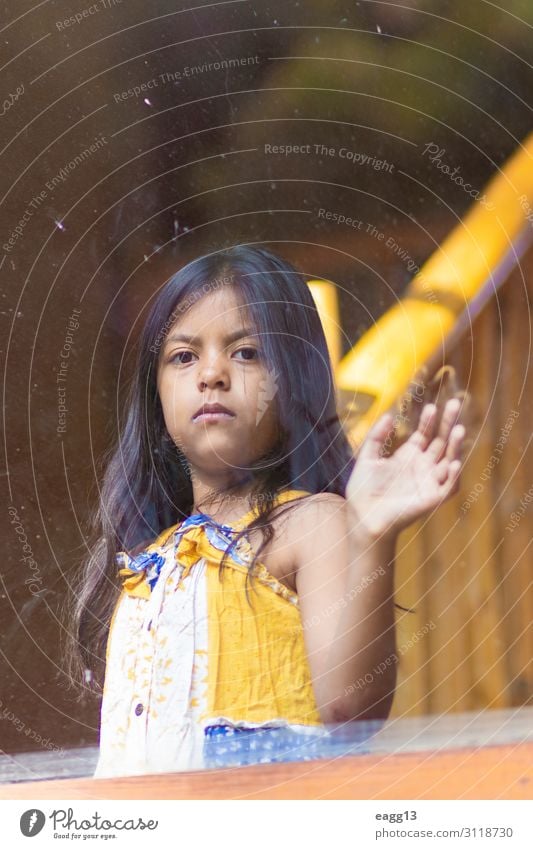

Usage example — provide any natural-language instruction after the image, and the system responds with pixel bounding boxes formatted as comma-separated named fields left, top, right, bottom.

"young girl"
left=71, top=245, right=464, bottom=777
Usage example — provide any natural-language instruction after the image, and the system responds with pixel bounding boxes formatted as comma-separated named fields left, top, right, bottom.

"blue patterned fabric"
left=203, top=723, right=373, bottom=767
left=115, top=549, right=166, bottom=592
left=201, top=519, right=249, bottom=566
left=116, top=512, right=250, bottom=593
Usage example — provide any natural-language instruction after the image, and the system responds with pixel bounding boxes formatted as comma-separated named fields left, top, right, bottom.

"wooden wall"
left=391, top=245, right=532, bottom=717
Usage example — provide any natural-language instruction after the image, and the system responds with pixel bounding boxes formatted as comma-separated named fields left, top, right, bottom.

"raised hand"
left=346, top=398, right=465, bottom=539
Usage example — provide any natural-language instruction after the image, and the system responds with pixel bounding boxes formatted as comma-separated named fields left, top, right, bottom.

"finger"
left=434, top=457, right=451, bottom=485
left=426, top=398, right=462, bottom=461
left=408, top=403, right=438, bottom=450
left=438, top=398, right=462, bottom=441
left=445, top=423, right=465, bottom=462
left=358, top=412, right=395, bottom=461
left=440, top=458, right=462, bottom=496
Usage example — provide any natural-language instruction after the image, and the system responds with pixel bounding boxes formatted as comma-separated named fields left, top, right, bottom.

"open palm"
left=346, top=398, right=465, bottom=538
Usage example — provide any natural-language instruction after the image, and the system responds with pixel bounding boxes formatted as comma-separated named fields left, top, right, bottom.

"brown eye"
left=234, top=347, right=258, bottom=361
left=171, top=351, right=195, bottom=364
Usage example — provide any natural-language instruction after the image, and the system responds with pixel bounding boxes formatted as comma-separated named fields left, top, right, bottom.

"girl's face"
left=157, top=285, right=280, bottom=479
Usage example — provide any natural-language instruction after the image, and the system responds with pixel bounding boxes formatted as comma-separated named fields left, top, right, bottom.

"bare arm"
left=295, top=497, right=397, bottom=724
left=296, top=398, right=465, bottom=724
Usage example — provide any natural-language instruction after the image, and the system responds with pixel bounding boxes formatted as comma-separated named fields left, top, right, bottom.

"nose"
left=197, top=353, right=230, bottom=391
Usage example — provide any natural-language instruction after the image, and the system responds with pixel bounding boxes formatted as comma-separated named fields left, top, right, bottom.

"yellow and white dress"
left=94, top=489, right=329, bottom=777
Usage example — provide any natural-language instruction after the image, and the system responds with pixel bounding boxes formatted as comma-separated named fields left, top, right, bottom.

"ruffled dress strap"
left=117, top=489, right=312, bottom=599
left=117, top=522, right=180, bottom=600
left=174, top=488, right=312, bottom=585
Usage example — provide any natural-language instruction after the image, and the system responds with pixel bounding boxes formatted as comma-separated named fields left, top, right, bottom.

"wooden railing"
left=309, top=131, right=533, bottom=446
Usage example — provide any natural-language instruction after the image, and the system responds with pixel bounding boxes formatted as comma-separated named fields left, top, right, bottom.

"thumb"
left=358, top=412, right=395, bottom=461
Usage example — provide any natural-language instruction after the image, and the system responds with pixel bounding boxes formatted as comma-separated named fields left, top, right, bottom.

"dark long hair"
left=67, top=245, right=357, bottom=694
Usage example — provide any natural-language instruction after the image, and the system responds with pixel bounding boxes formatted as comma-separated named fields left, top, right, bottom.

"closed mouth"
left=192, top=405, right=236, bottom=421
left=193, top=411, right=235, bottom=419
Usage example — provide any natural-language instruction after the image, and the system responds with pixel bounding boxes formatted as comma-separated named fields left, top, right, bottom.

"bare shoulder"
left=247, top=493, right=348, bottom=593
left=266, top=492, right=347, bottom=543
left=284, top=492, right=347, bottom=522
left=280, top=493, right=348, bottom=566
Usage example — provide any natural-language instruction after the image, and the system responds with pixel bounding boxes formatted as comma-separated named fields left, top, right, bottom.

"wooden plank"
left=444, top=302, right=508, bottom=710
left=497, top=260, right=533, bottom=707
left=428, top=345, right=474, bottom=712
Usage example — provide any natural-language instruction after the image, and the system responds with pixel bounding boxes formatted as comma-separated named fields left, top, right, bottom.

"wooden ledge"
left=1, top=742, right=531, bottom=800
